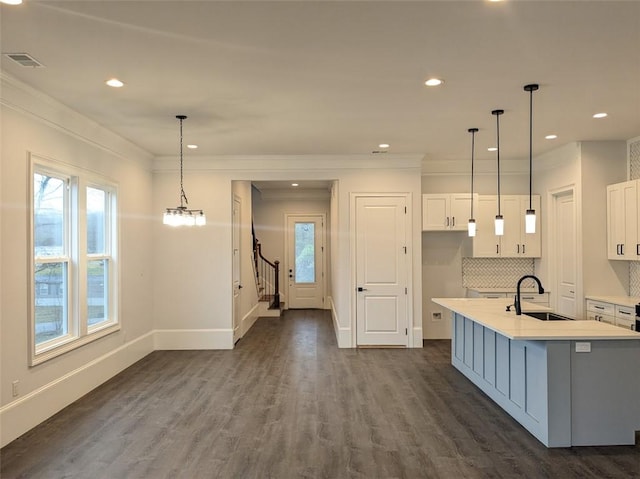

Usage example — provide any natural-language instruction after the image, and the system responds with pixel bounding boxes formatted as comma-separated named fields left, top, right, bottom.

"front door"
left=355, top=195, right=408, bottom=346
left=286, top=214, right=325, bottom=309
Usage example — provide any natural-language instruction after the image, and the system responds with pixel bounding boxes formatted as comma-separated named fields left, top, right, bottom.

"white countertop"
left=585, top=295, right=640, bottom=308
left=432, top=297, right=640, bottom=341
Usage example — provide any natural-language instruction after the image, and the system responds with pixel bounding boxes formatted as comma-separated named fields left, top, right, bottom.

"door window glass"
left=295, top=222, right=315, bottom=283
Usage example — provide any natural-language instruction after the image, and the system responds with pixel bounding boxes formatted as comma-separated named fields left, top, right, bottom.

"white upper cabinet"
left=607, top=180, right=638, bottom=260
left=422, top=194, right=475, bottom=231
left=471, top=195, right=541, bottom=258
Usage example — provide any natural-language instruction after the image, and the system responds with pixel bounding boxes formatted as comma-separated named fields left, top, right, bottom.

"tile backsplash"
left=462, top=258, right=535, bottom=289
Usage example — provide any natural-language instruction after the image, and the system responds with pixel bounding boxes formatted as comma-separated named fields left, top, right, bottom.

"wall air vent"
left=4, top=53, right=44, bottom=68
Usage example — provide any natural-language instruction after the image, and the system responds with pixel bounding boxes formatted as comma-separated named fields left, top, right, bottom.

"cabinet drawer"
left=586, top=311, right=616, bottom=324
left=615, top=315, right=635, bottom=330
left=519, top=292, right=549, bottom=304
left=615, top=305, right=634, bottom=320
left=586, top=300, right=615, bottom=316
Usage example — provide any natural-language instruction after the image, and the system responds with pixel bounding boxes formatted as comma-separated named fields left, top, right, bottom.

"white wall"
left=580, top=141, right=628, bottom=297
left=0, top=75, right=155, bottom=447
left=534, top=141, right=628, bottom=318
left=152, top=156, right=423, bottom=348
left=420, top=172, right=529, bottom=338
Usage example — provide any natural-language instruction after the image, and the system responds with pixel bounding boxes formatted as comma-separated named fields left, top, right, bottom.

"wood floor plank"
left=2, top=309, right=639, bottom=478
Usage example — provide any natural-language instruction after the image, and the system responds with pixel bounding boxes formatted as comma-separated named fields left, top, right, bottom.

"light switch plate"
left=575, top=342, right=591, bottom=353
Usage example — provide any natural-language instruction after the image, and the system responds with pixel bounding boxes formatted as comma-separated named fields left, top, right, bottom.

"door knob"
left=357, top=287, right=368, bottom=292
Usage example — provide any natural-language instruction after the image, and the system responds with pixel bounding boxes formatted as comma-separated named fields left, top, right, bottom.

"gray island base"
left=432, top=298, right=640, bottom=447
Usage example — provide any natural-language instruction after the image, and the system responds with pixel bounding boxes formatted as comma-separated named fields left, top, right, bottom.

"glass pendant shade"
left=468, top=219, right=476, bottom=237
left=525, top=209, right=536, bottom=234
left=495, top=215, right=504, bottom=236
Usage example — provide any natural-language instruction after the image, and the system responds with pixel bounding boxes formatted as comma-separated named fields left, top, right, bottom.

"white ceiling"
left=2, top=1, right=639, bottom=169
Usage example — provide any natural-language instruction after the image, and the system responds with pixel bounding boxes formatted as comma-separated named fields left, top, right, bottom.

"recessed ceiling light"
left=545, top=134, right=558, bottom=140
left=1, top=0, right=23, bottom=5
left=378, top=143, right=390, bottom=149
left=424, top=78, right=443, bottom=87
left=593, top=112, right=608, bottom=119
left=187, top=144, right=198, bottom=149
left=488, top=147, right=497, bottom=152
left=291, top=183, right=299, bottom=187
left=105, top=78, right=124, bottom=88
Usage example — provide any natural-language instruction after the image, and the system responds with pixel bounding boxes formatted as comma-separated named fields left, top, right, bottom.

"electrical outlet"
left=575, top=342, right=591, bottom=353
left=12, top=380, right=19, bottom=397
left=432, top=311, right=442, bottom=320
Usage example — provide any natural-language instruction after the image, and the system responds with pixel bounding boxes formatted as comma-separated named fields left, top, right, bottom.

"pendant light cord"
left=469, top=128, right=477, bottom=218
left=528, top=88, right=533, bottom=211
left=178, top=116, right=189, bottom=208
left=496, top=112, right=501, bottom=216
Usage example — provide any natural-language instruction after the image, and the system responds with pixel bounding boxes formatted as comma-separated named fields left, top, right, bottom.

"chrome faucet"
left=515, top=275, right=544, bottom=315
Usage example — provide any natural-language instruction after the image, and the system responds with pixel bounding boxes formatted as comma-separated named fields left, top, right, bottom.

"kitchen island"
left=432, top=297, right=640, bottom=447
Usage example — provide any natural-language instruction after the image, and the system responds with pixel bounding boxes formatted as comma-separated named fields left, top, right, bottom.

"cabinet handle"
left=517, top=244, right=520, bottom=254
left=446, top=217, right=450, bottom=227
left=496, top=244, right=499, bottom=254
left=452, top=217, right=455, bottom=227
left=622, top=244, right=625, bottom=255
left=637, top=244, right=640, bottom=256
left=522, top=244, right=526, bottom=254
left=619, top=310, right=631, bottom=315
left=594, top=305, right=605, bottom=310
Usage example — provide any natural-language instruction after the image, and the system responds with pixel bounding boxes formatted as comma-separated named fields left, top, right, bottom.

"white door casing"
left=286, top=214, right=325, bottom=309
left=354, top=195, right=409, bottom=346
left=554, top=190, right=577, bottom=318
left=232, top=196, right=242, bottom=343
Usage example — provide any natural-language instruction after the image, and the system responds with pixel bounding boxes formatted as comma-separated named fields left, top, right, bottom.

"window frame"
left=29, top=154, right=120, bottom=366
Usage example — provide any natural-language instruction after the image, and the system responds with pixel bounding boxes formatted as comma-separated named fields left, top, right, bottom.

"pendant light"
left=524, top=84, right=539, bottom=234
left=492, top=109, right=504, bottom=236
left=467, top=128, right=479, bottom=237
left=163, top=115, right=206, bottom=227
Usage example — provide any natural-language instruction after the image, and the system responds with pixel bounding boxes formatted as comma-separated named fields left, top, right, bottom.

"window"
left=31, top=156, right=118, bottom=364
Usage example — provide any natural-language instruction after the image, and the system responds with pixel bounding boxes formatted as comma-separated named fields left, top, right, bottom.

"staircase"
left=253, top=225, right=283, bottom=317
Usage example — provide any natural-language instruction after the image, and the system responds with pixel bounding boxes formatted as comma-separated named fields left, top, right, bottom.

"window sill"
left=31, top=323, right=121, bottom=366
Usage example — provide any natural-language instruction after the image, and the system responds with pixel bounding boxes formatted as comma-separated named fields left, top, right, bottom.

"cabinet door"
left=472, top=196, right=500, bottom=257
left=500, top=195, right=541, bottom=258
left=521, top=195, right=541, bottom=258
left=501, top=196, right=523, bottom=257
left=607, top=182, right=636, bottom=260
left=422, top=194, right=449, bottom=231
left=622, top=182, right=637, bottom=259
left=449, top=194, right=473, bottom=231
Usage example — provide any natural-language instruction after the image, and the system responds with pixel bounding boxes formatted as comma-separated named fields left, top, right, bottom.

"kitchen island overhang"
left=432, top=298, right=640, bottom=447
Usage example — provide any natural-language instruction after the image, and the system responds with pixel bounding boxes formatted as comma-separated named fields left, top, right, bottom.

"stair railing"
left=254, top=241, right=280, bottom=309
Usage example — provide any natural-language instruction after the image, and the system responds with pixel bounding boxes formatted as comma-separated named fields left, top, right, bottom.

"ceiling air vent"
left=4, top=53, right=44, bottom=68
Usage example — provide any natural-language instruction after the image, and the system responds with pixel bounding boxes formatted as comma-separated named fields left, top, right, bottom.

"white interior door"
left=286, top=215, right=325, bottom=309
left=232, top=196, right=242, bottom=343
left=555, top=191, right=577, bottom=318
left=355, top=195, right=408, bottom=346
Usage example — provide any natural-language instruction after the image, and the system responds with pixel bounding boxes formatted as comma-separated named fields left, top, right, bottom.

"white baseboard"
left=241, top=303, right=260, bottom=336
left=413, top=327, right=424, bottom=348
left=328, top=296, right=351, bottom=348
left=154, top=329, right=234, bottom=350
left=0, top=331, right=154, bottom=448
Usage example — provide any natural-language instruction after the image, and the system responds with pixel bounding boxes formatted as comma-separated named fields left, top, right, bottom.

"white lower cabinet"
left=586, top=299, right=637, bottom=329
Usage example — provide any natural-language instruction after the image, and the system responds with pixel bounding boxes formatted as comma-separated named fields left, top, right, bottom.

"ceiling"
left=1, top=1, right=639, bottom=169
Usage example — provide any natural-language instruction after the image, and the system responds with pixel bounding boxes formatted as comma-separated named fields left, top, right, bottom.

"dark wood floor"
left=2, top=310, right=639, bottom=479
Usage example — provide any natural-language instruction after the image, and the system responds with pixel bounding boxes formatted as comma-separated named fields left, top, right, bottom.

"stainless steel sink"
left=524, top=312, right=571, bottom=321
